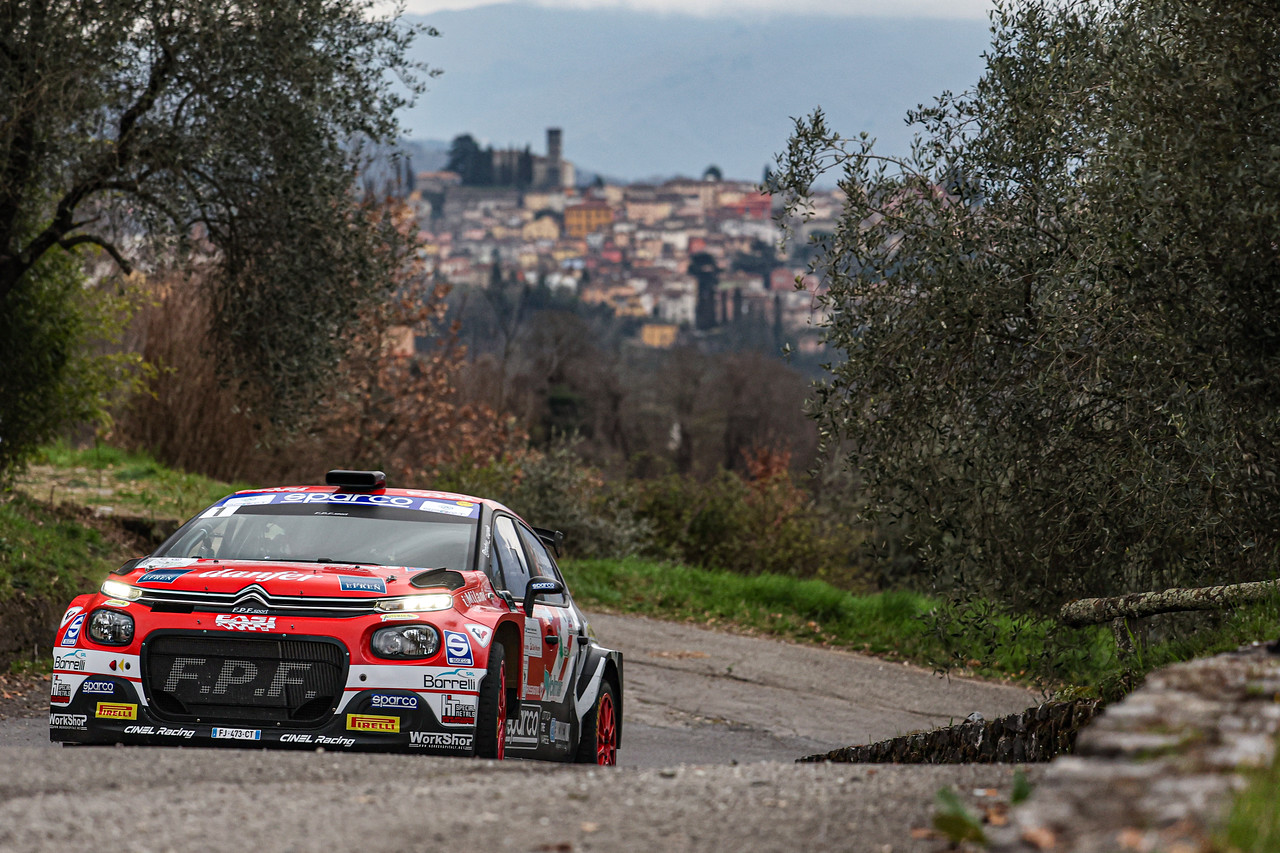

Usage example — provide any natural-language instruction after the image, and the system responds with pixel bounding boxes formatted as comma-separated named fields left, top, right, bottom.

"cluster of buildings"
left=407, top=128, right=844, bottom=352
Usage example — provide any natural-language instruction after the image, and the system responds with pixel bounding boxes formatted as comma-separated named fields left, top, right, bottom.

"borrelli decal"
left=346, top=713, right=400, bottom=733
left=345, top=664, right=482, bottom=694
left=214, top=614, right=277, bottom=632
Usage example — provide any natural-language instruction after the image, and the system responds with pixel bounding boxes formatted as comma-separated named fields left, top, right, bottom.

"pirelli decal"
left=346, top=713, right=400, bottom=733
left=95, top=702, right=138, bottom=720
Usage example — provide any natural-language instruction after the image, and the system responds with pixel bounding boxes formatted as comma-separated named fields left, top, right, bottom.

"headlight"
left=374, top=593, right=454, bottom=613
left=371, top=625, right=440, bottom=659
left=100, top=580, right=142, bottom=601
left=87, top=608, right=134, bottom=646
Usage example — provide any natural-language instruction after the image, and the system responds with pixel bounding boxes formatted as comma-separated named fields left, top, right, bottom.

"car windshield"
left=154, top=499, right=477, bottom=571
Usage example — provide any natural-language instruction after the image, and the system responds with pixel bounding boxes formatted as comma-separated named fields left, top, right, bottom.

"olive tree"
left=0, top=0, right=435, bottom=466
left=771, top=0, right=1280, bottom=614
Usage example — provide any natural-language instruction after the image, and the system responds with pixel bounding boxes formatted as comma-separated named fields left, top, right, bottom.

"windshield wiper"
left=299, top=557, right=383, bottom=567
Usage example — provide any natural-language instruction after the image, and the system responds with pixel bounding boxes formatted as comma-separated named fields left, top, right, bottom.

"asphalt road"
left=0, top=612, right=1043, bottom=851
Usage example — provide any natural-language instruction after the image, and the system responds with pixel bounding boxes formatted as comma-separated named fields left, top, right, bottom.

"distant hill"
left=398, top=4, right=990, bottom=184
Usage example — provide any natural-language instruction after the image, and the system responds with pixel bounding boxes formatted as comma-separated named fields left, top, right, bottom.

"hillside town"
left=405, top=128, right=843, bottom=355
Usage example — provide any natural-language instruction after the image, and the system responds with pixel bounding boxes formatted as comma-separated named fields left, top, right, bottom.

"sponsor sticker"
left=54, top=650, right=87, bottom=671
left=81, top=680, right=114, bottom=695
left=102, top=599, right=132, bottom=608
left=422, top=670, right=478, bottom=692
left=59, top=606, right=84, bottom=629
left=408, top=731, right=473, bottom=749
left=465, top=624, right=493, bottom=648
left=197, top=569, right=319, bottom=583
left=443, top=631, right=473, bottom=666
left=280, top=734, right=354, bottom=747
left=370, top=694, right=418, bottom=710
left=440, top=693, right=477, bottom=725
left=222, top=494, right=276, bottom=507
left=418, top=500, right=480, bottom=519
left=346, top=714, right=400, bottom=733
left=339, top=576, right=386, bottom=594
left=380, top=613, right=418, bottom=622
left=523, top=619, right=542, bottom=659
left=138, top=557, right=196, bottom=570
left=61, top=614, right=85, bottom=648
left=212, top=727, right=262, bottom=741
left=124, top=725, right=195, bottom=738
left=460, top=590, right=494, bottom=607
left=506, top=706, right=540, bottom=747
left=49, top=713, right=88, bottom=730
left=137, top=568, right=193, bottom=584
left=50, top=675, right=73, bottom=704
left=95, top=702, right=137, bottom=720
left=214, top=614, right=276, bottom=632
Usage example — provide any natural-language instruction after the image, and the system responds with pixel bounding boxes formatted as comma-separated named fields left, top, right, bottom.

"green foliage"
left=0, top=494, right=117, bottom=602
left=0, top=243, right=146, bottom=482
left=932, top=787, right=987, bottom=845
left=771, top=0, right=1280, bottom=617
left=434, top=438, right=650, bottom=560
left=0, top=0, right=437, bottom=421
left=631, top=469, right=870, bottom=588
left=1011, top=768, right=1032, bottom=805
left=1218, top=736, right=1280, bottom=852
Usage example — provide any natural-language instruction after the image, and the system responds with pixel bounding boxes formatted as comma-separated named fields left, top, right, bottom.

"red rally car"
left=49, top=470, right=622, bottom=764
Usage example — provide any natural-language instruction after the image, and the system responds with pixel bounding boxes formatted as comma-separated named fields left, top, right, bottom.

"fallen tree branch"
left=1060, top=579, right=1280, bottom=627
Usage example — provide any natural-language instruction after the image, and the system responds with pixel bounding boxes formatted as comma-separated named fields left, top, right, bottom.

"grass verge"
left=562, top=557, right=1280, bottom=698
left=1217, top=735, right=1280, bottom=852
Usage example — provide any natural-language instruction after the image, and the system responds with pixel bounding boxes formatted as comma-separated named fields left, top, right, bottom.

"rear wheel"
left=474, top=641, right=507, bottom=760
left=574, top=680, right=618, bottom=765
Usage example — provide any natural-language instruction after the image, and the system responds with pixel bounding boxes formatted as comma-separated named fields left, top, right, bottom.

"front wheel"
left=474, top=641, right=507, bottom=759
left=574, top=680, right=618, bottom=766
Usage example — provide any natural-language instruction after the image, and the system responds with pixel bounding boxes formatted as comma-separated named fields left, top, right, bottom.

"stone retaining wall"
left=989, top=641, right=1280, bottom=852
left=799, top=699, right=1102, bottom=764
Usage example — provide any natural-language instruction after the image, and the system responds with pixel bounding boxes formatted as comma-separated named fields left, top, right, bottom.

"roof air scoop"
left=325, top=470, right=387, bottom=492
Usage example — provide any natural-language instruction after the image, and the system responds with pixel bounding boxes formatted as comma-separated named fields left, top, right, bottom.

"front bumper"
left=49, top=644, right=482, bottom=755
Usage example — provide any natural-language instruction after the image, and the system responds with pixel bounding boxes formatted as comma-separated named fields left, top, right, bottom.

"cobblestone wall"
left=799, top=699, right=1101, bottom=764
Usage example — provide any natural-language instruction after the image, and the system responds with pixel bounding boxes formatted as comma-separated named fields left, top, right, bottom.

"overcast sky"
left=399, top=0, right=994, bottom=18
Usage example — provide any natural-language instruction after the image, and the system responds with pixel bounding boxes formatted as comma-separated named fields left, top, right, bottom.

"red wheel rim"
left=595, top=692, right=617, bottom=765
left=495, top=663, right=507, bottom=761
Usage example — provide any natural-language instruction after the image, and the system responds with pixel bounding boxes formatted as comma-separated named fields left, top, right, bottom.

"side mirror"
left=523, top=577, right=565, bottom=616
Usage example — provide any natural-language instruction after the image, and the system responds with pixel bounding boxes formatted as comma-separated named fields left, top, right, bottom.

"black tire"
left=573, top=679, right=619, bottom=765
left=474, top=641, right=508, bottom=759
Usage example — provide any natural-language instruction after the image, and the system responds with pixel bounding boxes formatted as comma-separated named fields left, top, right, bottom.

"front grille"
left=143, top=634, right=347, bottom=726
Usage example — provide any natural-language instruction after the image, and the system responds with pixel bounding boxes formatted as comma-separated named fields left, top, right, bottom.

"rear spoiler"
left=533, top=527, right=565, bottom=558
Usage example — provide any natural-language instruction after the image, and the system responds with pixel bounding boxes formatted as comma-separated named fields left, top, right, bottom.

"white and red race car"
left=49, top=470, right=622, bottom=764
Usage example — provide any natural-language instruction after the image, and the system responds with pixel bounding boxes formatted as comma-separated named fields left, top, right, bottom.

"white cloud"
left=400, top=0, right=992, bottom=19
